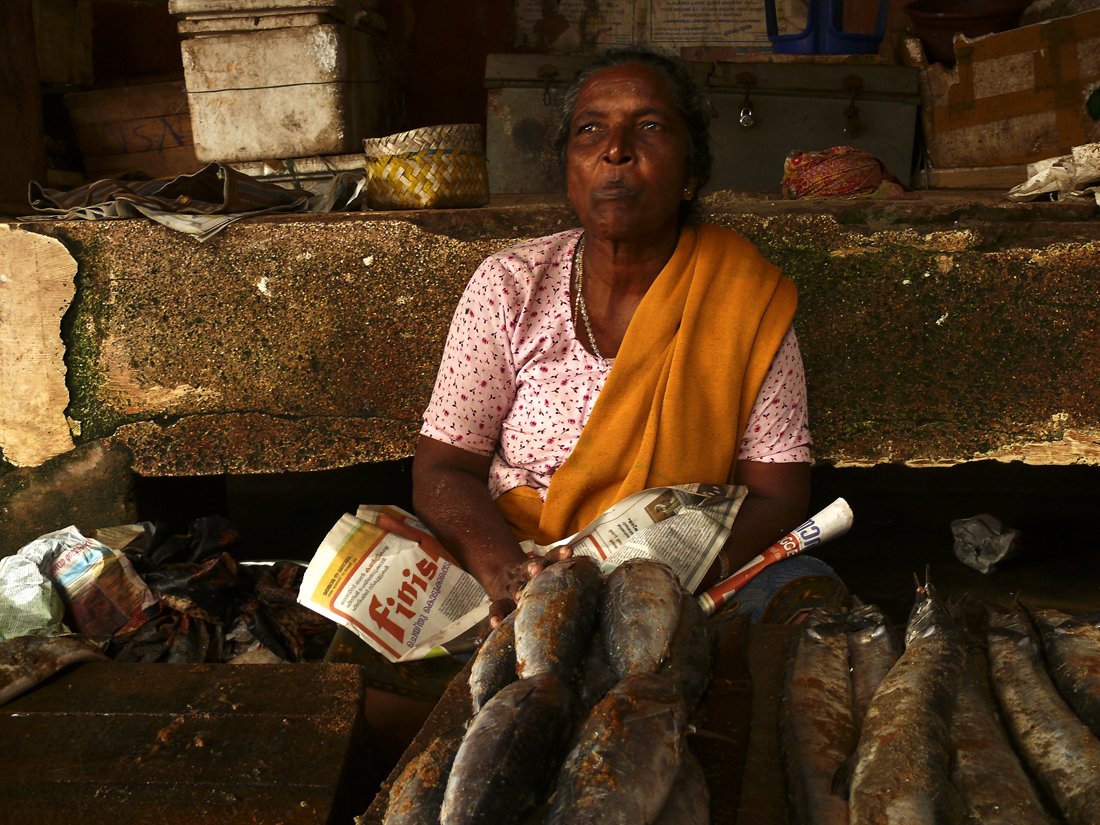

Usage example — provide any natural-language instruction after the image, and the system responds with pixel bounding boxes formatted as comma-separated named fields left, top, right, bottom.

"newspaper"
left=698, top=497, right=853, bottom=616
left=10, top=526, right=156, bottom=636
left=298, top=484, right=746, bottom=663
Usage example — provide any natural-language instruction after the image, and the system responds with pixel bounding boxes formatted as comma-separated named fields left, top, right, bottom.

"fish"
left=780, top=607, right=856, bottom=825
left=987, top=609, right=1100, bottom=825
left=469, top=611, right=517, bottom=713
left=600, top=558, right=683, bottom=680
left=546, top=672, right=687, bottom=825
left=0, top=633, right=108, bottom=706
left=658, top=591, right=713, bottom=714
left=950, top=654, right=1055, bottom=825
left=848, top=574, right=968, bottom=825
left=576, top=629, right=620, bottom=716
left=514, top=556, right=602, bottom=681
left=652, top=749, right=710, bottom=825
left=1027, top=606, right=1100, bottom=740
left=383, top=726, right=466, bottom=825
left=846, top=603, right=901, bottom=732
left=440, top=672, right=572, bottom=825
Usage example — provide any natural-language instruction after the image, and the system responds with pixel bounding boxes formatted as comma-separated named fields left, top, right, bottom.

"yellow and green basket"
left=363, top=124, right=490, bottom=210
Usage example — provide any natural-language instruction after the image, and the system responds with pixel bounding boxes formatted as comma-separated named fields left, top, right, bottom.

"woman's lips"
left=594, top=180, right=633, bottom=198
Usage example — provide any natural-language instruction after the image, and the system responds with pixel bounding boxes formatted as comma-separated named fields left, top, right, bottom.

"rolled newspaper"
left=697, top=497, right=853, bottom=617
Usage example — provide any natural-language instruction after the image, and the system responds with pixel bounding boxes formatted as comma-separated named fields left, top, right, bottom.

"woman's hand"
left=486, top=543, right=574, bottom=628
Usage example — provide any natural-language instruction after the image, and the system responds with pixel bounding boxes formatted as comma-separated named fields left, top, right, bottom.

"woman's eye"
left=640, top=121, right=662, bottom=131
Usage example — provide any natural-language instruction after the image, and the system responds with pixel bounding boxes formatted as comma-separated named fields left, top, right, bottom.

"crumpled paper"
left=1006, top=142, right=1100, bottom=205
left=950, top=514, right=1023, bottom=575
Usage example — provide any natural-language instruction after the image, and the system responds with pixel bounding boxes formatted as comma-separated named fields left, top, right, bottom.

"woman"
left=413, top=47, right=844, bottom=627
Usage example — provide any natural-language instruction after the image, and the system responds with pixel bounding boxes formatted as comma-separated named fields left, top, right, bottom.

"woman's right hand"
left=486, top=543, right=574, bottom=628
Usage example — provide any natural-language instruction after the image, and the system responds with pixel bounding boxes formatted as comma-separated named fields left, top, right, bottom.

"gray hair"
left=552, top=46, right=713, bottom=216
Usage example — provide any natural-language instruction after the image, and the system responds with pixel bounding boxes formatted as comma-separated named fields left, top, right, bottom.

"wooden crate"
left=64, top=81, right=204, bottom=180
left=914, top=10, right=1100, bottom=169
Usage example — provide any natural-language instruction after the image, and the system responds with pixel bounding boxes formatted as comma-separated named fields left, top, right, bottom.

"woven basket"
left=364, top=124, right=490, bottom=210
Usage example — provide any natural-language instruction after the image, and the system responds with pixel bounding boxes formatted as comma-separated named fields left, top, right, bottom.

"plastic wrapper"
left=951, top=514, right=1023, bottom=575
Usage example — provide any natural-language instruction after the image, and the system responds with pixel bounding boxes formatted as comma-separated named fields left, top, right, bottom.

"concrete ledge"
left=7, top=194, right=1100, bottom=475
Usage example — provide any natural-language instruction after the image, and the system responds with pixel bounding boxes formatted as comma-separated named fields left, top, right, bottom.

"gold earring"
left=683, top=188, right=694, bottom=200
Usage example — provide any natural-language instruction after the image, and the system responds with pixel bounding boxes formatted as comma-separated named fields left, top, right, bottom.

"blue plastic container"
left=765, top=0, right=890, bottom=55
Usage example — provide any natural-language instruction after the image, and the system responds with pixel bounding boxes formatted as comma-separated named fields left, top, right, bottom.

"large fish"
left=781, top=607, right=856, bottom=825
left=384, top=726, right=466, bottom=825
left=576, top=629, right=619, bottom=716
left=514, top=557, right=602, bottom=681
left=987, top=610, right=1100, bottom=825
left=950, top=656, right=1054, bottom=825
left=600, top=559, right=683, bottom=680
left=440, top=672, right=572, bottom=825
left=1028, top=606, right=1100, bottom=740
left=469, top=611, right=517, bottom=713
left=653, top=749, right=710, bottom=825
left=0, top=633, right=108, bottom=706
left=846, top=603, right=901, bottom=732
left=546, top=672, right=687, bottom=825
left=658, top=591, right=713, bottom=714
left=848, top=575, right=967, bottom=825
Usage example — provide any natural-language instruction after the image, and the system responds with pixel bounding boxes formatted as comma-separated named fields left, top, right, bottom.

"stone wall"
left=2, top=196, right=1099, bottom=544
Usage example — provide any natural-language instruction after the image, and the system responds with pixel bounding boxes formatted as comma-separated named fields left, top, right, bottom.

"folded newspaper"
left=297, top=484, right=747, bottom=663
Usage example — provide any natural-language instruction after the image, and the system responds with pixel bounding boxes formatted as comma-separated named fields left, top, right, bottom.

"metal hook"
left=842, top=75, right=863, bottom=138
left=736, top=72, right=757, bottom=129
left=538, top=64, right=559, bottom=107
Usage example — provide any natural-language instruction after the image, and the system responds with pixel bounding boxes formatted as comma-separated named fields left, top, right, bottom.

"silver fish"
left=0, top=633, right=108, bottom=706
left=987, top=610, right=1100, bottom=825
left=470, top=611, right=517, bottom=713
left=384, top=726, right=466, bottom=825
left=514, top=557, right=602, bottom=681
left=950, top=656, right=1054, bottom=825
left=1028, top=606, right=1100, bottom=740
left=846, top=603, right=901, bottom=732
left=781, top=607, right=856, bottom=825
left=658, top=591, right=713, bottom=714
left=441, top=672, right=572, bottom=825
left=600, top=558, right=683, bottom=680
left=653, top=749, right=710, bottom=825
left=849, top=575, right=967, bottom=825
left=547, top=672, right=686, bottom=825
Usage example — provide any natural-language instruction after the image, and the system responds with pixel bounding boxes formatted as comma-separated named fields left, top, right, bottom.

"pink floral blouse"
left=421, top=229, right=811, bottom=501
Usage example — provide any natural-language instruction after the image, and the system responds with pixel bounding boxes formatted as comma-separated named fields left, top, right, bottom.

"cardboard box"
left=914, top=10, right=1100, bottom=168
left=64, top=81, right=204, bottom=180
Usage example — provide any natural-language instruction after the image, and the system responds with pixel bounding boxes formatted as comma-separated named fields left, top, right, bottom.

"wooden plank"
left=32, top=0, right=93, bottom=86
left=926, top=164, right=1029, bottom=190
left=0, top=0, right=47, bottom=208
left=65, top=81, right=190, bottom=126
left=734, top=624, right=796, bottom=825
left=0, top=662, right=373, bottom=825
left=73, top=112, right=194, bottom=158
left=83, top=143, right=205, bottom=180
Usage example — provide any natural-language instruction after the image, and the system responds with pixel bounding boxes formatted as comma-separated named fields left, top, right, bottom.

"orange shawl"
left=495, top=223, right=797, bottom=545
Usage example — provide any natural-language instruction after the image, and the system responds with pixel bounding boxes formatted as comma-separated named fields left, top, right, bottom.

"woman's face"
left=566, top=63, right=695, bottom=244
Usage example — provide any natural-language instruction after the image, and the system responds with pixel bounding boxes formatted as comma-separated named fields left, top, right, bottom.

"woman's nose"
left=603, top=126, right=634, bottom=164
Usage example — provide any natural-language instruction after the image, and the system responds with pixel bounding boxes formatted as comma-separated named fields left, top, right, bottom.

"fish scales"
left=470, top=611, right=517, bottom=712
left=849, top=580, right=967, bottom=825
left=547, top=672, right=686, bottom=825
left=601, top=559, right=683, bottom=680
left=781, top=608, right=856, bottom=825
left=514, top=557, right=602, bottom=681
left=950, top=658, right=1055, bottom=825
left=846, top=603, right=901, bottom=732
left=658, top=591, right=713, bottom=714
left=1029, top=607, right=1100, bottom=741
left=653, top=749, right=710, bottom=825
left=577, top=630, right=620, bottom=716
left=384, top=726, right=466, bottom=825
left=440, top=673, right=572, bottom=825
left=987, top=610, right=1100, bottom=825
